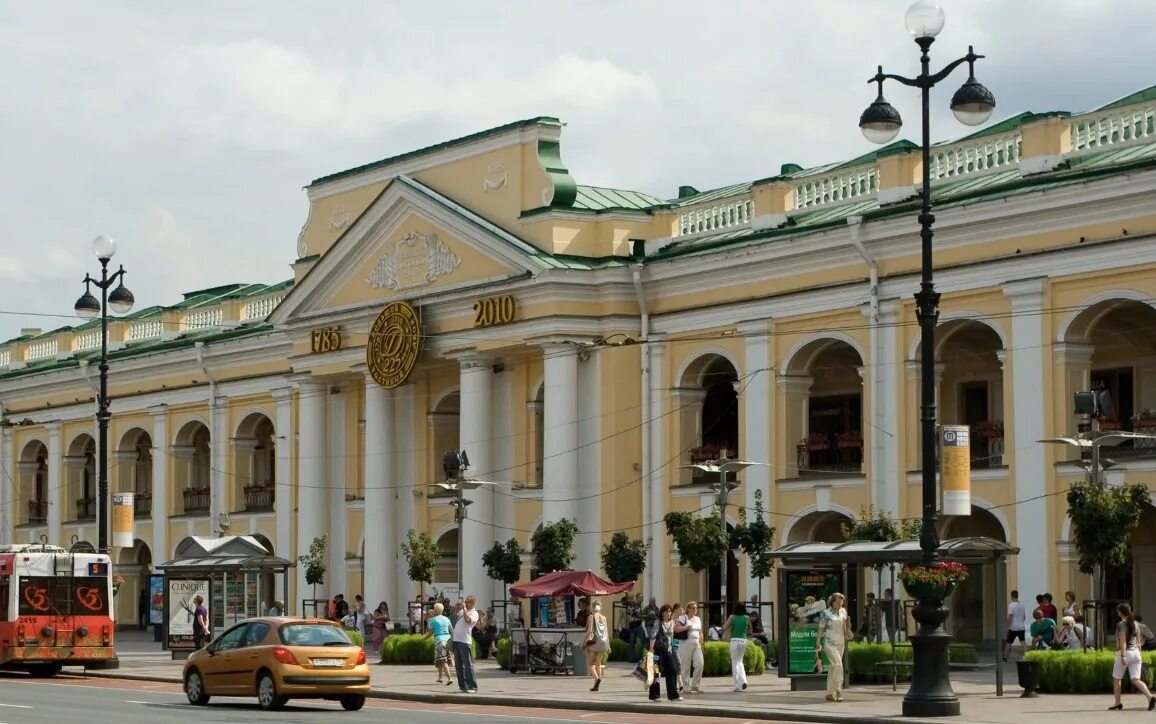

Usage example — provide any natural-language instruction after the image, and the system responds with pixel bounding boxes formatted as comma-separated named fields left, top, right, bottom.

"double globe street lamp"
left=857, top=1, right=996, bottom=718
left=73, top=235, right=135, bottom=554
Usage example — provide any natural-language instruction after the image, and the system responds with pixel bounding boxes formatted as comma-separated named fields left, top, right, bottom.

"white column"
left=296, top=378, right=329, bottom=603
left=394, top=382, right=417, bottom=604
left=738, top=320, right=772, bottom=599
left=271, top=387, right=293, bottom=564
left=647, top=336, right=667, bottom=601
left=541, top=343, right=579, bottom=527
left=149, top=406, right=168, bottom=563
left=459, top=355, right=495, bottom=603
left=209, top=393, right=228, bottom=527
left=0, top=427, right=12, bottom=545
left=1004, top=278, right=1049, bottom=599
left=492, top=368, right=515, bottom=542
left=576, top=348, right=602, bottom=572
left=866, top=300, right=902, bottom=517
left=362, top=375, right=397, bottom=614
left=327, top=384, right=348, bottom=599
left=46, top=423, right=62, bottom=544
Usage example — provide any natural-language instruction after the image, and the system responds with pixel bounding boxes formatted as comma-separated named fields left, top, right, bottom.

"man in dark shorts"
left=1004, top=589, right=1027, bottom=661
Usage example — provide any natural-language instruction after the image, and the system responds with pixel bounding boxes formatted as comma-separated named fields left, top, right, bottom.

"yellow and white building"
left=4, top=86, right=1156, bottom=635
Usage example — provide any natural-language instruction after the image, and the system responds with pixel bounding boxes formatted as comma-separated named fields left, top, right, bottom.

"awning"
left=509, top=570, right=634, bottom=599
left=157, top=554, right=293, bottom=572
left=768, top=536, right=1018, bottom=567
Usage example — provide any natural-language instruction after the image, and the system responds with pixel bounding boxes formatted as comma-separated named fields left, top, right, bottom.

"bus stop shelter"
left=769, top=536, right=1018, bottom=696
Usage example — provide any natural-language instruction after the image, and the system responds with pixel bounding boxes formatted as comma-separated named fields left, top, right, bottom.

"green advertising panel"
left=788, top=624, right=827, bottom=674
left=781, top=569, right=843, bottom=675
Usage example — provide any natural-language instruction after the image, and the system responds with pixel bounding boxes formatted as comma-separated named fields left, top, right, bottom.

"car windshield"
left=278, top=623, right=353, bottom=647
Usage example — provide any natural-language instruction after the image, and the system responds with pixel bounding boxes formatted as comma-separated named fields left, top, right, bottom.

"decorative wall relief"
left=483, top=162, right=509, bottom=192
left=328, top=204, right=351, bottom=231
left=365, top=232, right=462, bottom=290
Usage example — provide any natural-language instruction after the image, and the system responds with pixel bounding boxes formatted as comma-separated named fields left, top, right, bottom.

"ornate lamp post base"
left=902, top=596, right=959, bottom=717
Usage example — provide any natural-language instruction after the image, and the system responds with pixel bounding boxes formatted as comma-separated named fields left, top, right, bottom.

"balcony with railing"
left=26, top=500, right=46, bottom=525
left=134, top=492, right=152, bottom=518
left=243, top=484, right=275, bottom=512
left=75, top=496, right=96, bottom=521
left=183, top=488, right=210, bottom=515
left=796, top=431, right=864, bottom=475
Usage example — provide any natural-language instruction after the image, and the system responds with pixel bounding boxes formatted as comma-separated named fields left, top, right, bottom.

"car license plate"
left=312, top=658, right=344, bottom=667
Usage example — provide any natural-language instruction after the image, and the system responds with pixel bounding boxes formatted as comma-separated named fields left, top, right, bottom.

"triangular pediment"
left=271, top=176, right=544, bottom=323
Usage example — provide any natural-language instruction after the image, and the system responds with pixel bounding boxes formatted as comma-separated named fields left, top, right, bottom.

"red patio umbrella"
left=508, top=570, right=634, bottom=599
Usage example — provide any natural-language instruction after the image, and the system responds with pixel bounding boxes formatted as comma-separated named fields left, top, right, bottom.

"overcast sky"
left=1, top=0, right=1150, bottom=343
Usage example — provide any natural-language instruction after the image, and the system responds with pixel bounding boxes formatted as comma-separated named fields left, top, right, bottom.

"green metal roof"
left=572, top=185, right=664, bottom=211
left=668, top=182, right=750, bottom=207
left=1094, top=85, right=1156, bottom=112
left=311, top=117, right=563, bottom=186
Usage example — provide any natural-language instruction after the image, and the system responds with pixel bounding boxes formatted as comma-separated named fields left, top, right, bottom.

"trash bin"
left=571, top=640, right=589, bottom=675
left=1016, top=659, right=1040, bottom=698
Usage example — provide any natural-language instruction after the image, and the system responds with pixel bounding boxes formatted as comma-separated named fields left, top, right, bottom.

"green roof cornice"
left=539, top=138, right=578, bottom=208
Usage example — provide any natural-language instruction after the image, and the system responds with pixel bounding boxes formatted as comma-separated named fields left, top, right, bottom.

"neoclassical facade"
left=3, top=87, right=1156, bottom=633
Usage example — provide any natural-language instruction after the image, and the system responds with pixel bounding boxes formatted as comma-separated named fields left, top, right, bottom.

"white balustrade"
left=928, top=131, right=1021, bottom=182
left=794, top=165, right=878, bottom=210
left=26, top=339, right=58, bottom=360
left=1071, top=104, right=1156, bottom=152
left=676, top=197, right=753, bottom=237
left=186, top=308, right=223, bottom=330
left=74, top=330, right=101, bottom=351
left=0, top=349, right=10, bottom=367
left=242, top=295, right=284, bottom=321
left=129, top=320, right=163, bottom=341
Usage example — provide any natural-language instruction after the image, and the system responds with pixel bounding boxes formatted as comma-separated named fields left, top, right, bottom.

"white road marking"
left=124, top=700, right=149, bottom=704
left=0, top=703, right=31, bottom=708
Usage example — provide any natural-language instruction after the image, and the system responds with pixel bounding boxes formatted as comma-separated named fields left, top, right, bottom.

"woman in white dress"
left=815, top=592, right=853, bottom=702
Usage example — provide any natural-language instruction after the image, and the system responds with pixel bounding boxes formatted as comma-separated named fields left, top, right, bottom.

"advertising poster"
left=167, top=578, right=210, bottom=650
left=784, top=569, right=843, bottom=675
left=148, top=574, right=164, bottom=625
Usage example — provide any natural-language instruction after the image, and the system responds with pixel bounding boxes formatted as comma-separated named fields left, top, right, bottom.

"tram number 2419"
left=473, top=296, right=516, bottom=328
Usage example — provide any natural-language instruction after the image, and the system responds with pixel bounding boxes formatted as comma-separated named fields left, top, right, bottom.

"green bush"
left=346, top=629, right=364, bottom=648
left=1025, top=650, right=1156, bottom=694
left=846, top=642, right=979, bottom=683
left=608, top=637, right=632, bottom=662
left=697, top=641, right=766, bottom=676
left=379, top=634, right=475, bottom=664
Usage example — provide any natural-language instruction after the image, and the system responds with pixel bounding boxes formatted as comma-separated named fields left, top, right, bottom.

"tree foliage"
left=735, top=489, right=776, bottom=581
left=482, top=538, right=524, bottom=599
left=401, top=528, right=440, bottom=597
left=664, top=510, right=731, bottom=573
left=297, top=533, right=328, bottom=596
left=531, top=519, right=580, bottom=573
left=600, top=531, right=650, bottom=583
left=842, top=505, right=921, bottom=542
left=1066, top=480, right=1152, bottom=581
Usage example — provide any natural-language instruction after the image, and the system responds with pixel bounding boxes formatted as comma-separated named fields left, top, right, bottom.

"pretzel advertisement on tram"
left=0, top=542, right=118, bottom=677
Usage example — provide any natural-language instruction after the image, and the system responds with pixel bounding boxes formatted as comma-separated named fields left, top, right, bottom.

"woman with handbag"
left=648, top=604, right=682, bottom=702
left=584, top=599, right=610, bottom=691
left=675, top=601, right=704, bottom=694
left=815, top=592, right=853, bottom=702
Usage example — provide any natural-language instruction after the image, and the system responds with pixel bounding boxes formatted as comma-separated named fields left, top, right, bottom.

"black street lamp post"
left=858, top=1, right=995, bottom=718
left=73, top=235, right=135, bottom=554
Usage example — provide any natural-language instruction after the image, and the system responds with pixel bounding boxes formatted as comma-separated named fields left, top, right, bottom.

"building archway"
left=931, top=321, right=1006, bottom=469
left=172, top=420, right=211, bottom=516
left=675, top=352, right=739, bottom=485
left=64, top=434, right=96, bottom=522
left=785, top=510, right=852, bottom=544
left=430, top=389, right=460, bottom=485
left=783, top=338, right=865, bottom=476
left=116, top=428, right=153, bottom=519
left=938, top=506, right=1006, bottom=643
left=116, top=539, right=153, bottom=627
left=233, top=413, right=276, bottom=513
left=433, top=527, right=460, bottom=598
left=17, top=440, right=48, bottom=526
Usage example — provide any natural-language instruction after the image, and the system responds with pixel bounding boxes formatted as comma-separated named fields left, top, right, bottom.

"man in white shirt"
left=451, top=596, right=480, bottom=693
left=1003, top=589, right=1027, bottom=661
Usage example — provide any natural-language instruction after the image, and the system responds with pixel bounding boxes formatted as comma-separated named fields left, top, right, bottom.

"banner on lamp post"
left=112, top=493, right=134, bottom=548
left=940, top=425, right=971, bottom=516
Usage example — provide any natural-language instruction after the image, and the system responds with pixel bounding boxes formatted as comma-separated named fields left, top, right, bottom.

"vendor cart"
left=507, top=627, right=581, bottom=675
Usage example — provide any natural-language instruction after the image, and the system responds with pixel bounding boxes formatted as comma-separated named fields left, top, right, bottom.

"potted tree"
left=297, top=533, right=328, bottom=613
left=530, top=519, right=579, bottom=575
left=600, top=531, right=649, bottom=584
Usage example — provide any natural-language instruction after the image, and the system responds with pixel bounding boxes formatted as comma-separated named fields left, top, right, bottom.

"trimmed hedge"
left=346, top=629, right=364, bottom=648
left=379, top=634, right=475, bottom=664
left=495, top=635, right=764, bottom=676
left=847, top=642, right=979, bottom=683
left=1024, top=650, right=1156, bottom=693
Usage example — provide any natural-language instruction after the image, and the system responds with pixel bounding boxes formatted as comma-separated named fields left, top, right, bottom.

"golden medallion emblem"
left=366, top=301, right=421, bottom=388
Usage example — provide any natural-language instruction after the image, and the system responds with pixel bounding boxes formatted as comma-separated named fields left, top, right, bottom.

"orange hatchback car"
left=182, top=617, right=370, bottom=711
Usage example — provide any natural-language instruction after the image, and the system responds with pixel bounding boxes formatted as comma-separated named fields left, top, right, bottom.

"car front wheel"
left=185, top=670, right=210, bottom=706
left=340, top=694, right=366, bottom=711
left=256, top=671, right=288, bottom=711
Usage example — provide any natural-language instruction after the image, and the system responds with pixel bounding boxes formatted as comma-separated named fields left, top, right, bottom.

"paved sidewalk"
left=94, top=632, right=1136, bottom=724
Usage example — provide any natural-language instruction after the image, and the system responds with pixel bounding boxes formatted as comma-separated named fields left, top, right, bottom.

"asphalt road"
left=0, top=674, right=812, bottom=723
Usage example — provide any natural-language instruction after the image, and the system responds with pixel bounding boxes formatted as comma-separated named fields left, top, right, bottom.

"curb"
left=65, top=670, right=917, bottom=724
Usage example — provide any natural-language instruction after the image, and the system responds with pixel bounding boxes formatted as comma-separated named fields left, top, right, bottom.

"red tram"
left=0, top=543, right=117, bottom=676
